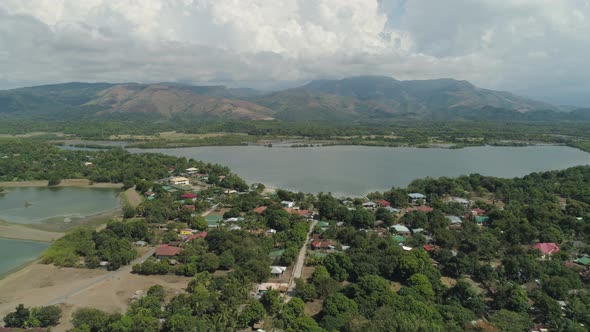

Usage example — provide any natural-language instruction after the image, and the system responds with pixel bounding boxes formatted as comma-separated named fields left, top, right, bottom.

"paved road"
left=46, top=248, right=155, bottom=306
left=288, top=220, right=317, bottom=291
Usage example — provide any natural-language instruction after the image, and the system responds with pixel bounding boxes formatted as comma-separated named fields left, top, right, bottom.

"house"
left=281, top=201, right=295, bottom=208
left=254, top=206, right=268, bottom=214
left=376, top=199, right=391, bottom=207
left=84, top=161, right=94, bottom=167
left=362, top=201, right=377, bottom=209
left=170, top=176, right=190, bottom=185
left=181, top=193, right=198, bottom=200
left=446, top=215, right=462, bottom=225
left=205, top=215, right=223, bottom=228
left=312, top=240, right=334, bottom=249
left=406, top=205, right=434, bottom=213
left=229, top=224, right=242, bottom=231
left=256, top=282, right=289, bottom=293
left=285, top=208, right=312, bottom=218
left=532, top=242, right=560, bottom=257
left=317, top=221, right=330, bottom=228
left=155, top=244, right=182, bottom=258
left=185, top=167, right=199, bottom=174
left=408, top=193, right=427, bottom=204
left=391, top=224, right=411, bottom=235
left=423, top=244, right=438, bottom=252
left=384, top=207, right=400, bottom=214
left=470, top=208, right=486, bottom=216
left=186, top=232, right=208, bottom=241
left=270, top=266, right=287, bottom=276
left=450, top=197, right=472, bottom=207
left=392, top=235, right=406, bottom=243
left=182, top=205, right=196, bottom=211
left=575, top=256, right=590, bottom=267
left=475, top=216, right=489, bottom=224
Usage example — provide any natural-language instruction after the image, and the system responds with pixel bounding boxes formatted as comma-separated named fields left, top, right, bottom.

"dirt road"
left=289, top=220, right=317, bottom=290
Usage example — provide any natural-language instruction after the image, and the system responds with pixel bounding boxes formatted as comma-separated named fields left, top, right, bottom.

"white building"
left=170, top=176, right=190, bottom=185
left=408, top=193, right=427, bottom=204
left=281, top=201, right=295, bottom=208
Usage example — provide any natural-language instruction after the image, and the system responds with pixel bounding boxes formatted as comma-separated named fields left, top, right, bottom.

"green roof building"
left=576, top=257, right=590, bottom=266
left=205, top=215, right=223, bottom=228
left=475, top=216, right=489, bottom=224
left=392, top=235, right=405, bottom=243
left=269, top=249, right=285, bottom=259
left=317, top=221, right=330, bottom=228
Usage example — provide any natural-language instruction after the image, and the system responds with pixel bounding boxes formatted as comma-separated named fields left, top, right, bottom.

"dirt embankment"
left=0, top=179, right=122, bottom=188
left=0, top=261, right=190, bottom=332
left=0, top=223, right=63, bottom=242
left=122, top=187, right=142, bottom=208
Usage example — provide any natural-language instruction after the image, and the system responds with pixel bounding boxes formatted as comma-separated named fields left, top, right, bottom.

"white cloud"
left=0, top=0, right=589, bottom=105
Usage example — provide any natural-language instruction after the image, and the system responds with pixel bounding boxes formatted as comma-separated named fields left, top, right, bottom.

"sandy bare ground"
left=123, top=187, right=142, bottom=208
left=0, top=250, right=191, bottom=332
left=0, top=179, right=123, bottom=189
left=0, top=223, right=63, bottom=242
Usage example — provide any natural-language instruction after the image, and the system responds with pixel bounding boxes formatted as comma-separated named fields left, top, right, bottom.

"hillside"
left=0, top=76, right=586, bottom=124
left=91, top=84, right=274, bottom=120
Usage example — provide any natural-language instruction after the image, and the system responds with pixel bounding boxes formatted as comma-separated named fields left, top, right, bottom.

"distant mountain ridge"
left=0, top=76, right=585, bottom=123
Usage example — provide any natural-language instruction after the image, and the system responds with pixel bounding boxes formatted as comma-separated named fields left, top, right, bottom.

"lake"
left=0, top=187, right=121, bottom=225
left=130, top=145, right=590, bottom=196
left=0, top=238, right=49, bottom=276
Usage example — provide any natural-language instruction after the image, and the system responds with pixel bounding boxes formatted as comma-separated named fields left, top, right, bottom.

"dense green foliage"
left=42, top=220, right=151, bottom=269
left=0, top=140, right=242, bottom=188
left=2, top=304, right=62, bottom=328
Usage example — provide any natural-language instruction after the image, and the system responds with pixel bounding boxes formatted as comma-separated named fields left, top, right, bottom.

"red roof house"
left=311, top=240, right=334, bottom=249
left=407, top=205, right=434, bottom=213
left=423, top=244, right=436, bottom=252
left=181, top=193, right=198, bottom=199
left=187, top=232, right=208, bottom=241
left=471, top=208, right=486, bottom=216
left=182, top=205, right=196, bottom=211
left=254, top=206, right=267, bottom=214
left=155, top=244, right=182, bottom=257
left=532, top=242, right=560, bottom=256
left=376, top=199, right=391, bottom=207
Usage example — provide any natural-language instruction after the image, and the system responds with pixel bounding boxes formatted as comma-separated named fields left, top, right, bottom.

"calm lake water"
left=0, top=238, right=49, bottom=276
left=130, top=145, right=590, bottom=196
left=0, top=187, right=120, bottom=225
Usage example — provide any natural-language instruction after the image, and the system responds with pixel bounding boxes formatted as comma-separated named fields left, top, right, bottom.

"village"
left=0, top=147, right=589, bottom=332
left=100, top=165, right=590, bottom=332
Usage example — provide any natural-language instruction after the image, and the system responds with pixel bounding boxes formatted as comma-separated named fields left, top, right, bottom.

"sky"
left=0, top=0, right=589, bottom=106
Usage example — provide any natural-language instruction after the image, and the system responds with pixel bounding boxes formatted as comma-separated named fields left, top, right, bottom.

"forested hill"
left=1, top=77, right=589, bottom=124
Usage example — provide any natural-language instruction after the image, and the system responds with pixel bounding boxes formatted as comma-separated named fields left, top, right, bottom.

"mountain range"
left=0, top=76, right=588, bottom=123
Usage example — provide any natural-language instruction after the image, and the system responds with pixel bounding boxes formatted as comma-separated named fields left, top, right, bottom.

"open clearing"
left=0, top=260, right=191, bottom=332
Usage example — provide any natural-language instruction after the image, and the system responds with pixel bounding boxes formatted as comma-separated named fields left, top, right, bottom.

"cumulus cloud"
left=0, top=0, right=589, bottom=105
